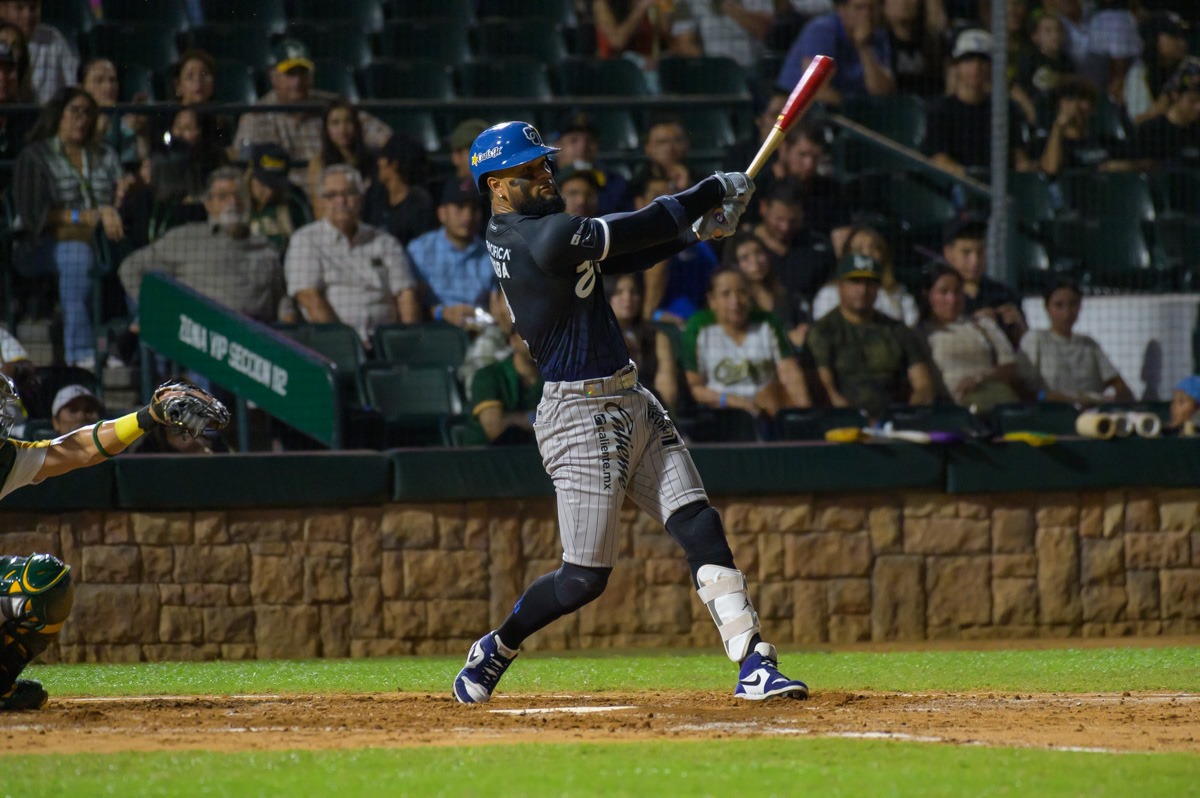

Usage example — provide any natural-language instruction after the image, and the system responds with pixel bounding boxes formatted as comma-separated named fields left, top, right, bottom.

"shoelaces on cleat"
left=478, top=655, right=510, bottom=689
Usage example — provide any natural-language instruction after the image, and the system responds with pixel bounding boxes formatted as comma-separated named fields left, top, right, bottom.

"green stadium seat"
left=879, top=403, right=990, bottom=436
left=207, top=60, right=258, bottom=103
left=200, top=0, right=287, bottom=33
left=1008, top=171, right=1058, bottom=236
left=387, top=0, right=476, bottom=21
left=440, top=413, right=473, bottom=447
left=1011, top=229, right=1055, bottom=291
left=311, top=59, right=358, bottom=101
left=678, top=407, right=759, bottom=443
left=554, top=57, right=649, bottom=97
left=657, top=56, right=750, bottom=98
left=990, top=402, right=1079, bottom=436
left=358, top=61, right=455, bottom=101
left=883, top=173, right=956, bottom=238
left=363, top=364, right=464, bottom=447
left=289, top=0, right=384, bottom=33
left=590, top=108, right=639, bottom=151
left=674, top=108, right=737, bottom=151
left=186, top=23, right=274, bottom=69
left=1153, top=217, right=1200, bottom=282
left=1057, top=219, right=1157, bottom=290
left=479, top=0, right=575, bottom=25
left=457, top=60, right=552, bottom=100
left=771, top=407, right=868, bottom=441
left=373, top=322, right=469, bottom=369
left=842, top=94, right=926, bottom=148
left=378, top=20, right=471, bottom=65
left=375, top=109, right=440, bottom=152
left=1059, top=172, right=1155, bottom=225
left=1151, top=168, right=1200, bottom=217
left=1088, top=93, right=1131, bottom=144
left=103, top=0, right=189, bottom=30
left=275, top=323, right=366, bottom=407
left=40, top=0, right=94, bottom=42
left=286, top=21, right=374, bottom=69
left=832, top=133, right=914, bottom=178
left=116, top=64, right=155, bottom=102
left=85, top=23, right=180, bottom=71
left=475, top=17, right=567, bottom=62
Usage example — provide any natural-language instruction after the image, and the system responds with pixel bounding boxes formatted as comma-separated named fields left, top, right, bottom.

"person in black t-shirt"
left=1012, top=12, right=1078, bottom=124
left=882, top=0, right=947, bottom=98
left=751, top=177, right=837, bottom=324
left=926, top=27, right=1034, bottom=177
left=1134, top=58, right=1200, bottom=169
left=450, top=120, right=809, bottom=707
left=362, top=134, right=437, bottom=247
left=1037, top=77, right=1126, bottom=176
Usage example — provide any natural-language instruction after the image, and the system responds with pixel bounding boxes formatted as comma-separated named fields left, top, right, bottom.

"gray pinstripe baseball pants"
left=534, top=363, right=708, bottom=568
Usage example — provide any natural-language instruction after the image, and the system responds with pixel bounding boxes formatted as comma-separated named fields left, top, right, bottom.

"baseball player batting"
left=0, top=376, right=228, bottom=710
left=452, top=121, right=808, bottom=704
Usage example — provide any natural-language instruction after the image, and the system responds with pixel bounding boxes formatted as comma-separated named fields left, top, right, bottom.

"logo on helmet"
left=471, top=147, right=503, bottom=167
left=522, top=125, right=543, bottom=146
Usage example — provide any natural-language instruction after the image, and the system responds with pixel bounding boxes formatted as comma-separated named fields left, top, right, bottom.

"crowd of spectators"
left=0, top=0, right=1198, bottom=449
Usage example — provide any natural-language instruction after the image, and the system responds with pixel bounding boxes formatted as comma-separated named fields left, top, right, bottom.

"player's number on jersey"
left=575, top=261, right=598, bottom=299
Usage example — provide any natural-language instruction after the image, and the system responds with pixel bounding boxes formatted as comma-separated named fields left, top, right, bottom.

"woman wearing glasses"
left=11, top=86, right=125, bottom=369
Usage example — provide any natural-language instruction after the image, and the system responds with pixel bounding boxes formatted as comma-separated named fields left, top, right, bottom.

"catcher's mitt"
left=149, top=380, right=231, bottom=438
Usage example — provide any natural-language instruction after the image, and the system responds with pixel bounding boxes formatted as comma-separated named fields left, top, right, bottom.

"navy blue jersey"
left=486, top=211, right=629, bottom=382
left=484, top=176, right=725, bottom=382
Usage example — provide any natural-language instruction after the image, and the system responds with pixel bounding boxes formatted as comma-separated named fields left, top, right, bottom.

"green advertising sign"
left=139, top=273, right=341, bottom=447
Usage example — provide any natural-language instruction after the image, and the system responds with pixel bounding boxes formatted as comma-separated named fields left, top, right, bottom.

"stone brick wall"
left=3, top=488, right=1199, bottom=663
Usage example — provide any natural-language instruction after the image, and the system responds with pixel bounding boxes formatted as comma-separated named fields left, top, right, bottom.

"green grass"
left=11, top=646, right=1200, bottom=797
left=29, top=644, right=1200, bottom=697
left=12, top=739, right=1200, bottom=798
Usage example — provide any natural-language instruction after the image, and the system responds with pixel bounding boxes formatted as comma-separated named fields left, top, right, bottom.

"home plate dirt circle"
left=2, top=691, right=1198, bottom=755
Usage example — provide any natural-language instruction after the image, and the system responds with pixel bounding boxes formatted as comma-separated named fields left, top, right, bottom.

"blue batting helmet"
left=469, top=121, right=559, bottom=193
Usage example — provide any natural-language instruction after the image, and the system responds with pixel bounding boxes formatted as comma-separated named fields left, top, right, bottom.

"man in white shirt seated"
left=284, top=165, right=421, bottom=344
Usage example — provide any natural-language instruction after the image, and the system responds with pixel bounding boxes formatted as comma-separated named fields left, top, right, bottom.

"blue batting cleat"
left=735, top=642, right=809, bottom=701
left=453, top=632, right=517, bottom=704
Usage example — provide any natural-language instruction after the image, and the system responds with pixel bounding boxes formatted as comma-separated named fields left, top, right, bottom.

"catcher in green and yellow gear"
left=0, top=554, right=73, bottom=710
left=0, top=375, right=228, bottom=709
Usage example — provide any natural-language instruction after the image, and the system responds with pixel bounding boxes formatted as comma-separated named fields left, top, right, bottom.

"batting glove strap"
left=713, top=171, right=754, bottom=202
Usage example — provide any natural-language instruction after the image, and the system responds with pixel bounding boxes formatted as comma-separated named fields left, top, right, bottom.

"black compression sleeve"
left=600, top=230, right=700, bottom=275
left=599, top=176, right=723, bottom=260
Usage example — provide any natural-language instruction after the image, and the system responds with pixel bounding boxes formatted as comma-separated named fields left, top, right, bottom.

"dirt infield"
left=2, top=690, right=1197, bottom=756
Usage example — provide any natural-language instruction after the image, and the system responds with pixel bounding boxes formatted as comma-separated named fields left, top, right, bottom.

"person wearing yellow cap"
left=232, top=38, right=392, bottom=185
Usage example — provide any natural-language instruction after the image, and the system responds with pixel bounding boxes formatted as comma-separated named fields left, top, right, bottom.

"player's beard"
left=514, top=193, right=566, bottom=217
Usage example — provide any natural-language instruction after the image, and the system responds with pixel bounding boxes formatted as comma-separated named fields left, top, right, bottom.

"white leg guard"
left=696, top=564, right=761, bottom=662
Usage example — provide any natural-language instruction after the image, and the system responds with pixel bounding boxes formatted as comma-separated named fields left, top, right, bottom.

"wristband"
left=434, top=305, right=443, bottom=322
left=113, top=410, right=152, bottom=445
left=719, top=393, right=727, bottom=408
left=71, top=208, right=80, bottom=225
left=652, top=310, right=665, bottom=323
left=91, top=423, right=115, bottom=458
left=1037, top=390, right=1046, bottom=402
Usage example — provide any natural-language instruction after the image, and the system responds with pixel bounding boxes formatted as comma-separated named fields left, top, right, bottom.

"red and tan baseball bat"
left=712, top=54, right=836, bottom=239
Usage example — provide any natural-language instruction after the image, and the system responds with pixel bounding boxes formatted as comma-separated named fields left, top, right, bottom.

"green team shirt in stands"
left=806, top=309, right=931, bottom=419
left=464, top=357, right=545, bottom=447
left=680, top=309, right=795, bottom=397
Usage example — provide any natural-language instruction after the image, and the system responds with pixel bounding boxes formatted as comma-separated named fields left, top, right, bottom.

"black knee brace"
left=553, top=562, right=611, bottom=611
left=666, top=501, right=735, bottom=582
